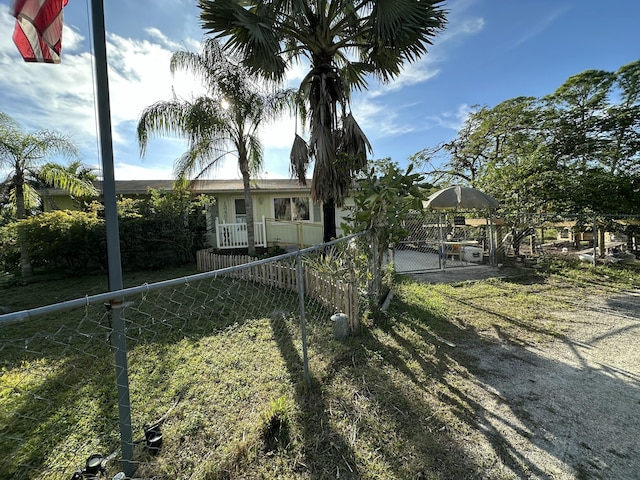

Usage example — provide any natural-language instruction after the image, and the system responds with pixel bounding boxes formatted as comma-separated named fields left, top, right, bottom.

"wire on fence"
left=0, top=233, right=374, bottom=479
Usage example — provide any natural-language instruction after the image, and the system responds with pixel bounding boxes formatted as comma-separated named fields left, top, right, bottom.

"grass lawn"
left=1, top=260, right=639, bottom=479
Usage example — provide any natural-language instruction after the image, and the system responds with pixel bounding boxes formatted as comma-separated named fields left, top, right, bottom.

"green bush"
left=115, top=190, right=210, bottom=269
left=16, top=210, right=105, bottom=272
left=3, top=189, right=212, bottom=275
left=0, top=223, right=19, bottom=272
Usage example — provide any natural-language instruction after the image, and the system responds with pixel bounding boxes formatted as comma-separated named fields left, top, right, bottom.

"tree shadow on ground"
left=0, top=346, right=118, bottom=479
left=0, top=275, right=300, bottom=479
left=382, top=281, right=640, bottom=479
left=270, top=308, right=491, bottom=479
left=269, top=311, right=362, bottom=479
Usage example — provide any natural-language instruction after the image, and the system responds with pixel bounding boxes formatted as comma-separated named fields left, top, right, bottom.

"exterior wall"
left=211, top=191, right=325, bottom=248
left=46, top=181, right=353, bottom=249
left=335, top=199, right=354, bottom=237
left=42, top=195, right=76, bottom=211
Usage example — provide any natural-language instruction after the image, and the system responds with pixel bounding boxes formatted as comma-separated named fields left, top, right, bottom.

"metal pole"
left=488, top=214, right=495, bottom=266
left=592, top=215, right=598, bottom=267
left=438, top=213, right=445, bottom=271
left=296, top=253, right=311, bottom=389
left=90, top=0, right=133, bottom=474
left=108, top=303, right=134, bottom=475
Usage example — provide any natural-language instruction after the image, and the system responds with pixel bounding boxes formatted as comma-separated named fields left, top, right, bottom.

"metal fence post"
left=109, top=302, right=134, bottom=475
left=296, top=253, right=311, bottom=388
left=90, top=0, right=134, bottom=474
left=593, top=215, right=598, bottom=267
left=371, top=231, right=379, bottom=301
left=488, top=214, right=496, bottom=266
left=438, top=212, right=445, bottom=270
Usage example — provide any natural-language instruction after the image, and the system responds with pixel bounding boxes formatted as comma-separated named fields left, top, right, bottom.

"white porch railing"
left=215, top=216, right=267, bottom=249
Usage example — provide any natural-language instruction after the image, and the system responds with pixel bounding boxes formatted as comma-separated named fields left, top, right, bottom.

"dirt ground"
left=415, top=268, right=640, bottom=479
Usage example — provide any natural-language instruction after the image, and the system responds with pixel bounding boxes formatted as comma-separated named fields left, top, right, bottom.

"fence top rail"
left=0, top=232, right=366, bottom=327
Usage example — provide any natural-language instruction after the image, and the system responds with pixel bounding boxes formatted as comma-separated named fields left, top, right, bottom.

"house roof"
left=46, top=179, right=312, bottom=196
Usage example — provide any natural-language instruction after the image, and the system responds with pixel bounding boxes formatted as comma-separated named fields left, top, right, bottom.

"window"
left=234, top=198, right=246, bottom=223
left=274, top=197, right=310, bottom=221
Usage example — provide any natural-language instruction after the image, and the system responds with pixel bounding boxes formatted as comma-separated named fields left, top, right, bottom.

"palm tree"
left=0, top=112, right=97, bottom=276
left=137, top=38, right=293, bottom=255
left=40, top=159, right=99, bottom=210
left=198, top=0, right=448, bottom=241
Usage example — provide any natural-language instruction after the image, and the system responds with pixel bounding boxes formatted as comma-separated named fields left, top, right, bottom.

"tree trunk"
left=14, top=177, right=33, bottom=277
left=598, top=225, right=606, bottom=257
left=239, top=155, right=256, bottom=256
left=323, top=198, right=337, bottom=242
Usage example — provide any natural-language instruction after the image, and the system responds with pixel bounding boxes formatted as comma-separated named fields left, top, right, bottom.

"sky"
left=1, top=0, right=639, bottom=182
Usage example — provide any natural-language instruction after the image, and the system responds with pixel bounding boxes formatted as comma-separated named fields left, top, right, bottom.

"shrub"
left=16, top=210, right=105, bottom=272
left=4, top=189, right=212, bottom=275
left=115, top=190, right=210, bottom=269
left=0, top=223, right=19, bottom=272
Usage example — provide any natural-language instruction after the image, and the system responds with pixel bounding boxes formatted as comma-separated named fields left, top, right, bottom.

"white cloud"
left=0, top=1, right=484, bottom=181
left=513, top=7, right=568, bottom=48
left=352, top=97, right=417, bottom=139
left=425, top=103, right=473, bottom=131
left=62, top=24, right=85, bottom=53
left=105, top=34, right=179, bottom=136
left=145, top=27, right=200, bottom=53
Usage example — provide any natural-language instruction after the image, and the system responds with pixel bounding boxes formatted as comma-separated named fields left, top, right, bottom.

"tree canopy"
left=137, top=38, right=293, bottom=254
left=414, top=59, right=640, bottom=216
left=0, top=112, right=96, bottom=276
left=198, top=0, right=448, bottom=241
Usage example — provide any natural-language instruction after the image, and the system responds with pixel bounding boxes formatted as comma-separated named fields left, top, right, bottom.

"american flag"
left=10, top=0, right=69, bottom=63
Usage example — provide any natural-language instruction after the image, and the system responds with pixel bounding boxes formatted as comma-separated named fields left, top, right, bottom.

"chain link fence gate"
left=393, top=211, right=498, bottom=273
left=0, top=233, right=374, bottom=480
left=393, top=211, right=640, bottom=274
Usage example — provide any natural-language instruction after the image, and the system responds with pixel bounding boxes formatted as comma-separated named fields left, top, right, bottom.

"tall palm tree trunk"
left=238, top=149, right=256, bottom=256
left=323, top=199, right=336, bottom=242
left=14, top=176, right=33, bottom=277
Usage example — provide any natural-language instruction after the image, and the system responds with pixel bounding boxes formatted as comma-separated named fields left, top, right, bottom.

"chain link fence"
left=394, top=211, right=640, bottom=273
left=393, top=211, right=498, bottom=272
left=0, top=233, right=375, bottom=479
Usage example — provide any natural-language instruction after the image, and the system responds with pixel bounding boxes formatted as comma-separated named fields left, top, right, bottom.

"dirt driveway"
left=454, top=288, right=640, bottom=479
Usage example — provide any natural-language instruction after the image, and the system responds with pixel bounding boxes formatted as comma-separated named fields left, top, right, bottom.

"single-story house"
left=42, top=179, right=351, bottom=250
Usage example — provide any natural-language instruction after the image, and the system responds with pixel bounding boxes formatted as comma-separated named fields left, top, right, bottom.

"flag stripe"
left=11, top=0, right=68, bottom=64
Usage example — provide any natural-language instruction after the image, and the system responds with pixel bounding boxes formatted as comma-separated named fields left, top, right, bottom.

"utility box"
left=462, top=246, right=483, bottom=263
left=331, top=313, right=350, bottom=340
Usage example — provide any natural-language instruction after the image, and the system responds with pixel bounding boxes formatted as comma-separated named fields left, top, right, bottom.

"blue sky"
left=1, top=0, right=638, bottom=181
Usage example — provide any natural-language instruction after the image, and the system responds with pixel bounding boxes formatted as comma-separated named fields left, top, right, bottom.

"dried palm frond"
left=289, top=134, right=310, bottom=185
left=339, top=112, right=372, bottom=171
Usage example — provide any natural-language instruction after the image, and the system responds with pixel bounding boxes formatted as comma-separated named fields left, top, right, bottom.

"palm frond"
left=137, top=97, right=228, bottom=157
left=172, top=134, right=230, bottom=181
left=338, top=112, right=372, bottom=167
left=16, top=183, right=41, bottom=212
left=310, top=123, right=339, bottom=202
left=247, top=134, right=264, bottom=177
left=199, top=0, right=287, bottom=81
left=364, top=0, right=448, bottom=81
left=289, top=134, right=310, bottom=185
left=38, top=162, right=99, bottom=197
left=338, top=60, right=373, bottom=92
left=25, top=130, right=79, bottom=161
left=0, top=112, right=21, bottom=149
